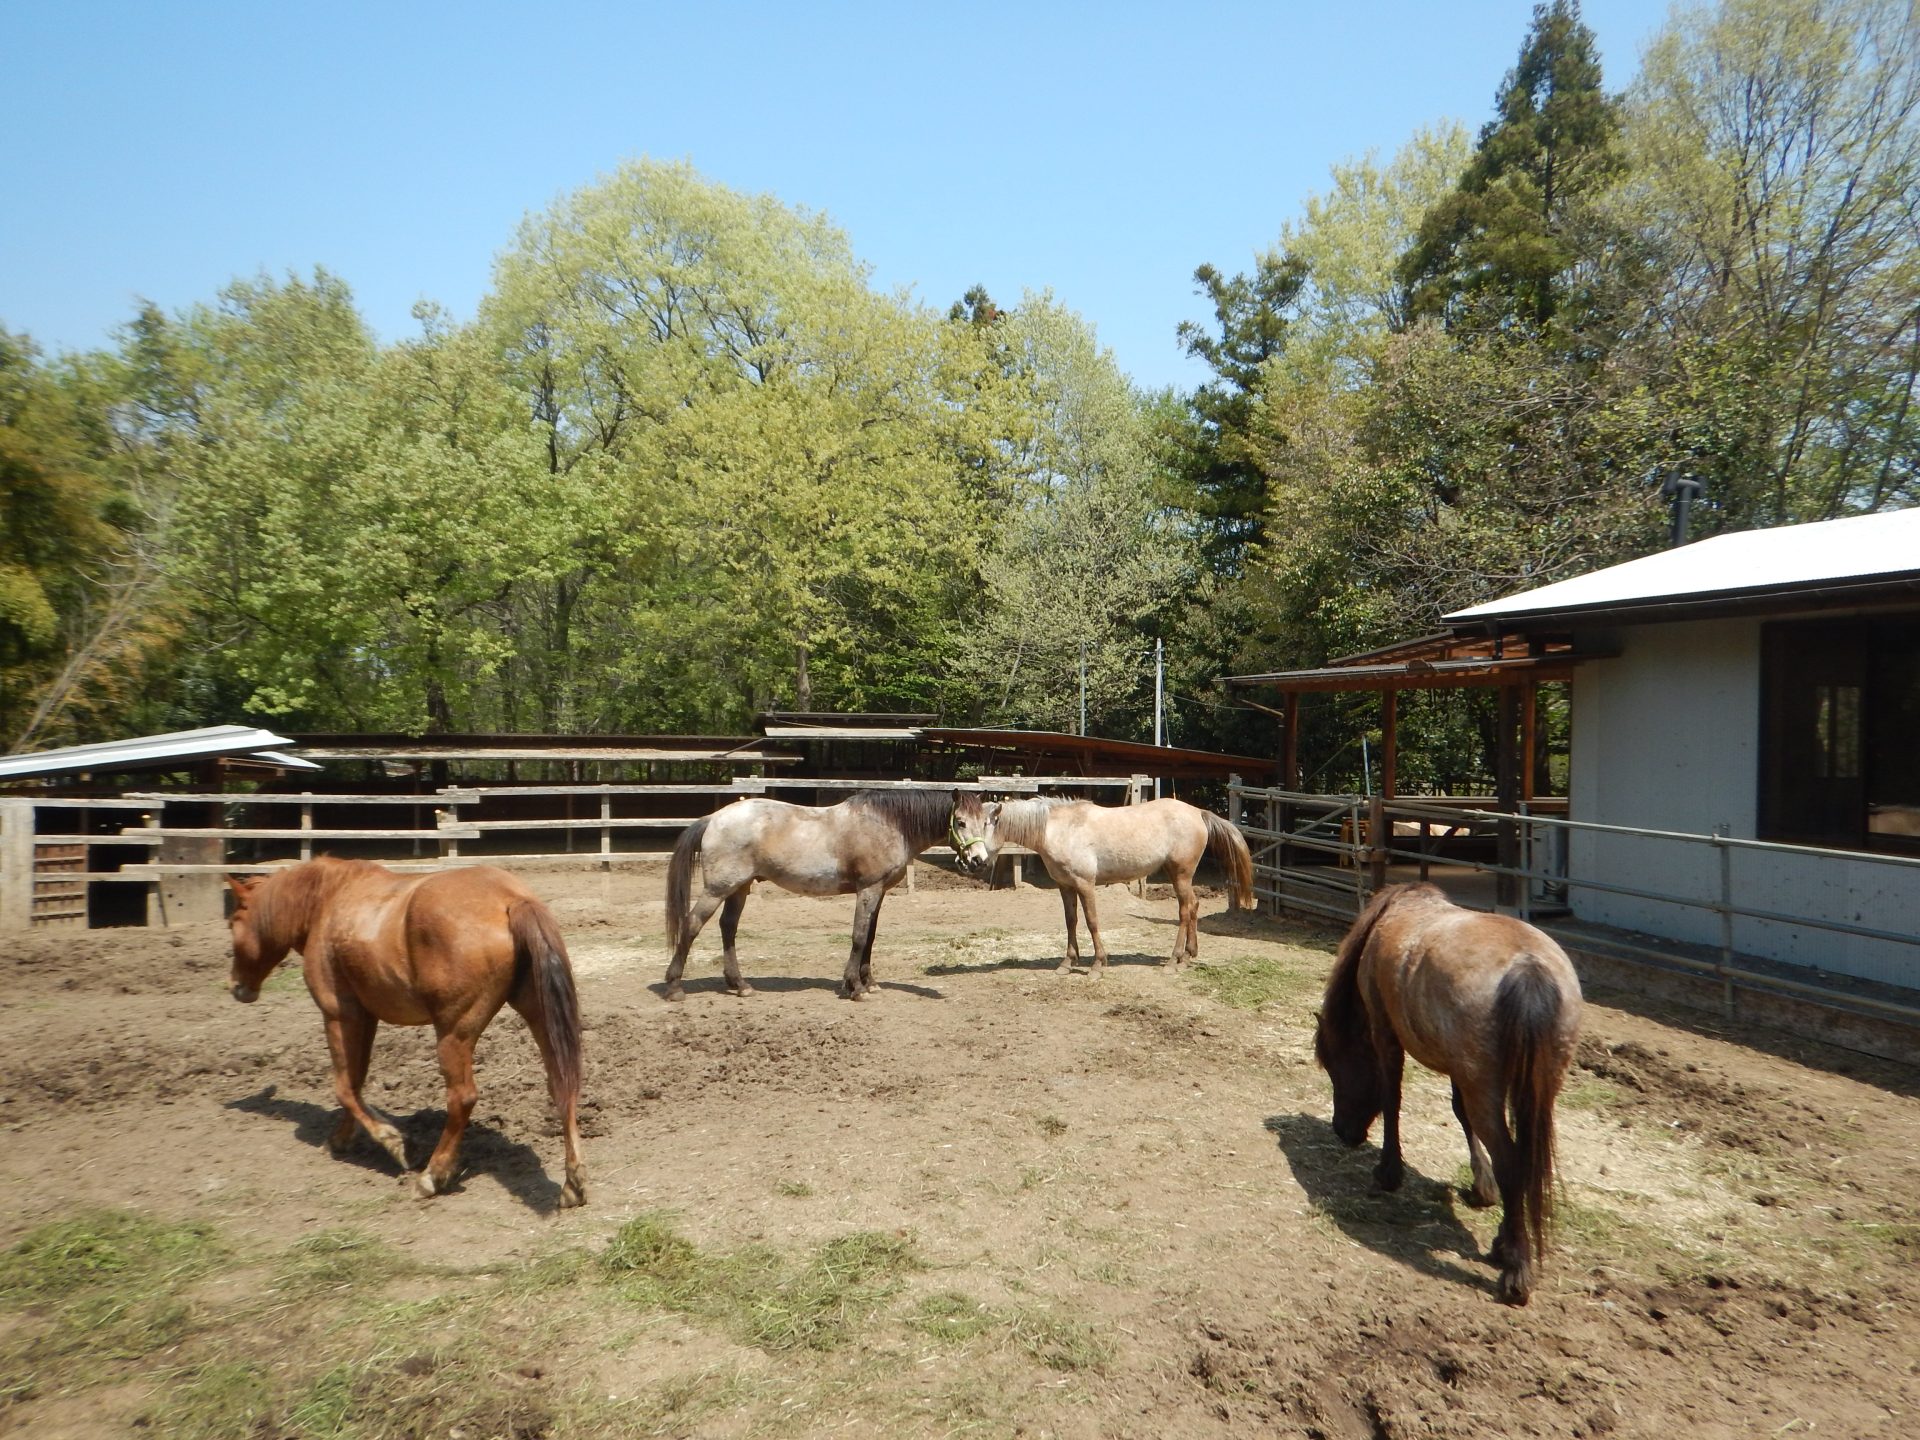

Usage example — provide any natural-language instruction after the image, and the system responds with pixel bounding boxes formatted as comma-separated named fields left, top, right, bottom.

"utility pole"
left=1078, top=640, right=1087, bottom=737
left=1153, top=637, right=1164, bottom=799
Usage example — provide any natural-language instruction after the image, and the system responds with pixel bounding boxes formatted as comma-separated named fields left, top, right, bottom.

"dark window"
left=1760, top=618, right=1920, bottom=851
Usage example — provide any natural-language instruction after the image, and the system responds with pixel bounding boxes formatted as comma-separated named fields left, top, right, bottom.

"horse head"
left=224, top=873, right=286, bottom=1003
left=948, top=790, right=992, bottom=876
left=1314, top=1005, right=1384, bottom=1147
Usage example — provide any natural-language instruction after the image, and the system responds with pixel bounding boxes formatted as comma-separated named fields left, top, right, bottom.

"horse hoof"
left=1465, top=1185, right=1498, bottom=1210
left=663, top=985, right=685, bottom=1003
left=559, top=1177, right=587, bottom=1209
left=1497, top=1272, right=1532, bottom=1306
left=1373, top=1162, right=1405, bottom=1193
left=728, top=983, right=756, bottom=998
left=411, top=1171, right=438, bottom=1200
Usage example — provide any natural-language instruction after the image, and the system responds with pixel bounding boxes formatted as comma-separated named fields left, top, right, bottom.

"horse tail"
left=665, top=817, right=711, bottom=955
left=1204, top=811, right=1255, bottom=910
left=509, top=898, right=582, bottom=1110
left=1493, top=956, right=1567, bottom=1270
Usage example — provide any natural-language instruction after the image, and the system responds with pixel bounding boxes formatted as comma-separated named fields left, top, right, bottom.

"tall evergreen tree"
left=1400, top=0, right=1622, bottom=328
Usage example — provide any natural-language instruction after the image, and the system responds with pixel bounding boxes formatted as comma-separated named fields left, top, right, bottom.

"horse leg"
left=1058, top=887, right=1080, bottom=973
left=514, top=990, right=587, bottom=1209
left=1462, top=1092, right=1537, bottom=1304
left=1170, top=866, right=1198, bottom=967
left=1372, top=1036, right=1407, bottom=1193
left=323, top=1008, right=407, bottom=1171
left=843, top=886, right=883, bottom=1000
left=327, top=1010, right=380, bottom=1153
left=856, top=887, right=889, bottom=996
left=416, top=1024, right=483, bottom=1200
left=663, top=891, right=727, bottom=1001
left=1452, top=1080, right=1499, bottom=1208
left=1078, top=881, right=1111, bottom=974
left=717, top=888, right=754, bottom=997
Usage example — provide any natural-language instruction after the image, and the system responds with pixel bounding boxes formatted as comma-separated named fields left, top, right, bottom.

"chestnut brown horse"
left=665, top=788, right=985, bottom=1001
left=971, top=796, right=1253, bottom=973
left=1315, top=883, right=1581, bottom=1305
left=226, top=858, right=586, bottom=1207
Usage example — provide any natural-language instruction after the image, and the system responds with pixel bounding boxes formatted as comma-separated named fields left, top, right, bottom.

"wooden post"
left=299, top=797, right=314, bottom=862
left=0, top=799, right=34, bottom=932
left=1381, top=690, right=1398, bottom=801
left=439, top=799, right=460, bottom=862
left=1496, top=684, right=1521, bottom=911
left=1521, top=682, right=1538, bottom=804
left=600, top=792, right=612, bottom=871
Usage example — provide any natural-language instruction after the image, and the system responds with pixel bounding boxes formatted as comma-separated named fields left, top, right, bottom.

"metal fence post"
left=1715, top=826, right=1736, bottom=1020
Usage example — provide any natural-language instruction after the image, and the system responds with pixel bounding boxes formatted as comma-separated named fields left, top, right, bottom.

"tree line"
left=4, top=0, right=1916, bottom=791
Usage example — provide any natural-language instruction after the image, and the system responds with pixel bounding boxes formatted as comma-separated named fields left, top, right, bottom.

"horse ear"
left=226, top=874, right=260, bottom=898
left=985, top=801, right=1002, bottom=820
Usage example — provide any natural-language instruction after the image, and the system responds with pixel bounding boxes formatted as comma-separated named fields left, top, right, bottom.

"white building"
left=1445, top=507, right=1920, bottom=988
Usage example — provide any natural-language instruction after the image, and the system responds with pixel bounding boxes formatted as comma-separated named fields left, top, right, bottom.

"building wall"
left=1566, top=617, right=1920, bottom=988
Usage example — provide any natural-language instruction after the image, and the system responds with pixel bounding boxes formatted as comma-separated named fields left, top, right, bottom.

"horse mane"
left=1318, top=884, right=1404, bottom=1059
left=989, top=795, right=1068, bottom=850
left=253, top=855, right=369, bottom=950
left=846, top=788, right=973, bottom=846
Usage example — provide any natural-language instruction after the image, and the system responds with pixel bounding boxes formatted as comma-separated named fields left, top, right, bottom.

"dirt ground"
left=2, top=858, right=1917, bottom=1439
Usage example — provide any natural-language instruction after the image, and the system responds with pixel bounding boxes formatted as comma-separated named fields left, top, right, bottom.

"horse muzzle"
left=230, top=982, right=260, bottom=1004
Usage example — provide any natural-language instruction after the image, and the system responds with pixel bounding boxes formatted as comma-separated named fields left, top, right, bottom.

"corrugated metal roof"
left=0, top=725, right=316, bottom=781
left=1447, top=507, right=1920, bottom=626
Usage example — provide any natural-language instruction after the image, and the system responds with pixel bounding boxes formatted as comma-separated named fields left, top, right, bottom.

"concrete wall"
left=1566, top=618, right=1920, bottom=989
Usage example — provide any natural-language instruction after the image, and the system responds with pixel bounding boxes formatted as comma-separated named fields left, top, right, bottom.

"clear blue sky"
left=1, top=1, right=1675, bottom=394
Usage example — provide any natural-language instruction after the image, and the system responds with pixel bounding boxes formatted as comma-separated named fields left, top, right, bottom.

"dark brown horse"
left=1315, top=883, right=1582, bottom=1304
left=664, top=789, right=985, bottom=1001
left=226, top=858, right=586, bottom=1207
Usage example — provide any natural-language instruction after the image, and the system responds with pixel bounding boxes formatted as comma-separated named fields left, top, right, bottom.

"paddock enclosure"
left=2, top=858, right=1917, bottom=1439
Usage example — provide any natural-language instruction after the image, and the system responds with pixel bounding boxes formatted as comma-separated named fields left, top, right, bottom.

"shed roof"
left=0, top=725, right=320, bottom=782
left=1446, top=507, right=1920, bottom=628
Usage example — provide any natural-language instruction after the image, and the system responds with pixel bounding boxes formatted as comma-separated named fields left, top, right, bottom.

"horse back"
left=1369, top=894, right=1580, bottom=1080
left=1054, top=798, right=1206, bottom=883
left=320, top=864, right=529, bottom=1023
left=704, top=796, right=910, bottom=895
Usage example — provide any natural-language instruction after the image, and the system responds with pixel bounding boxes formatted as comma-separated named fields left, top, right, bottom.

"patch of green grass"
left=775, top=1179, right=815, bottom=1198
left=908, top=1291, right=1113, bottom=1374
left=1007, top=1308, right=1114, bottom=1373
left=1560, top=1078, right=1625, bottom=1111
left=908, top=1291, right=1003, bottom=1344
left=1035, top=1113, right=1069, bottom=1139
left=272, top=1227, right=415, bottom=1299
left=0, top=1209, right=221, bottom=1404
left=150, top=1360, right=276, bottom=1440
left=600, top=1212, right=923, bottom=1353
left=1186, top=956, right=1319, bottom=1011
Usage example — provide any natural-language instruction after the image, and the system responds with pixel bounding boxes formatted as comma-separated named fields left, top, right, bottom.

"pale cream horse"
left=973, top=796, right=1254, bottom=973
left=665, top=789, right=987, bottom=1001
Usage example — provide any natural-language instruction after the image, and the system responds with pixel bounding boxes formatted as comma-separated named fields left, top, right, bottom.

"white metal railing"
left=1227, top=780, right=1920, bottom=1026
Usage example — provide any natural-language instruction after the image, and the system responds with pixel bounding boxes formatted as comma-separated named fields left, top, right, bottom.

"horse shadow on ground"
left=923, top=950, right=1172, bottom=978
left=1265, top=1110, right=1498, bottom=1300
left=225, top=1085, right=571, bottom=1215
left=645, top=974, right=946, bottom=1001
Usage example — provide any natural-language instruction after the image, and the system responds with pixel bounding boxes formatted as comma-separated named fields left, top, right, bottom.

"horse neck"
left=257, top=859, right=352, bottom=952
left=994, top=798, right=1058, bottom=851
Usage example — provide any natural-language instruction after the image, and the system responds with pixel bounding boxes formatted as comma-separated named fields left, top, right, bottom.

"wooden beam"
left=1381, top=690, right=1399, bottom=800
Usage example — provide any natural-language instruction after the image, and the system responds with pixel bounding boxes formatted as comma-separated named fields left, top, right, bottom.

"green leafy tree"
left=1617, top=0, right=1920, bottom=524
left=952, top=295, right=1196, bottom=734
